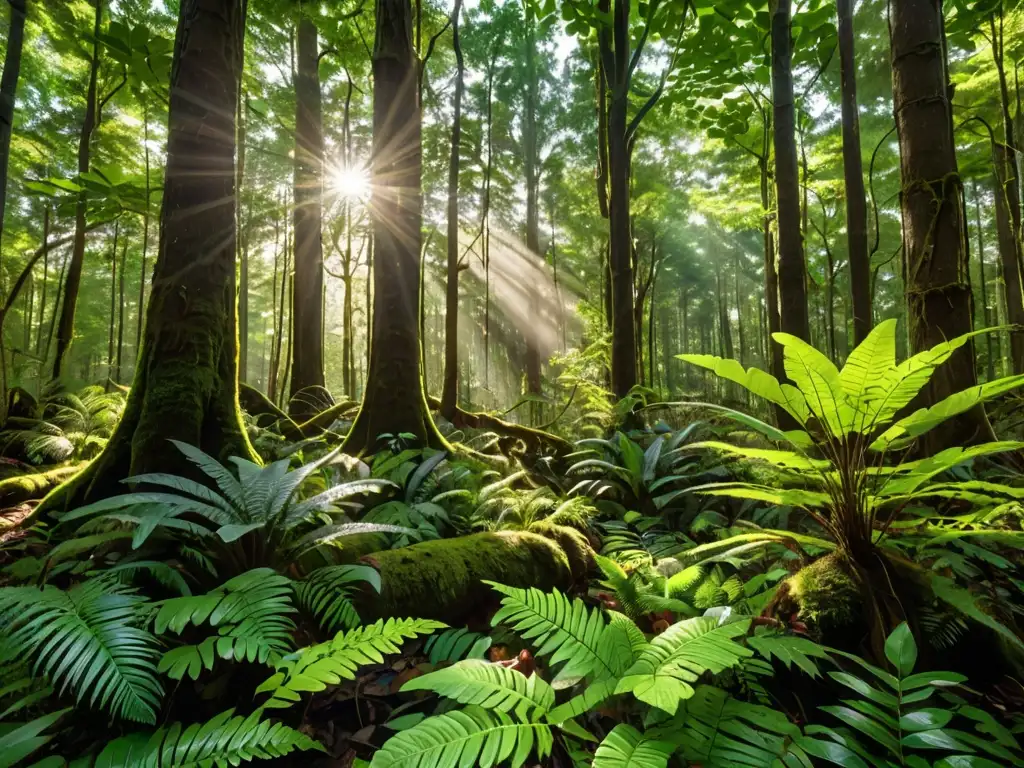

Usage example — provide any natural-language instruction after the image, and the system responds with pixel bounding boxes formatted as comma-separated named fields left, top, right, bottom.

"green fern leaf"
left=746, top=633, right=830, bottom=678
left=0, top=582, right=163, bottom=724
left=257, top=618, right=445, bottom=709
left=615, top=616, right=752, bottom=714
left=370, top=706, right=553, bottom=768
left=88, top=707, right=322, bottom=767
left=423, top=627, right=492, bottom=665
left=592, top=724, right=675, bottom=768
left=401, top=660, right=555, bottom=721
left=295, top=564, right=380, bottom=633
left=486, top=582, right=627, bottom=684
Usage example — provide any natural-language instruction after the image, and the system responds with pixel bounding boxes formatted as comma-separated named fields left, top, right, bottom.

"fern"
left=84, top=708, right=322, bottom=767
left=423, top=627, right=492, bottom=665
left=0, top=708, right=70, bottom=768
left=294, top=564, right=380, bottom=633
left=592, top=724, right=675, bottom=768
left=154, top=569, right=296, bottom=679
left=486, top=581, right=628, bottom=684
left=401, top=660, right=555, bottom=720
left=256, top=618, right=445, bottom=709
left=615, top=615, right=753, bottom=714
left=746, top=632, right=830, bottom=678
left=0, top=581, right=163, bottom=724
left=369, top=706, right=554, bottom=768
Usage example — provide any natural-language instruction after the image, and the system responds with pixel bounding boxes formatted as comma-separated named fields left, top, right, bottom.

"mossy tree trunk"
left=0, top=0, right=26, bottom=256
left=38, top=0, right=255, bottom=512
left=889, top=0, right=994, bottom=448
left=290, top=8, right=326, bottom=416
left=342, top=0, right=441, bottom=454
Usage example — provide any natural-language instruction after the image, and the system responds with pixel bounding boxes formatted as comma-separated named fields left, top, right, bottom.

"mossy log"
left=0, top=464, right=85, bottom=508
left=355, top=529, right=593, bottom=624
left=426, top=396, right=573, bottom=455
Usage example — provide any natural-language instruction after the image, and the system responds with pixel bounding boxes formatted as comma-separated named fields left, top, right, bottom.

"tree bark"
left=523, top=14, right=542, bottom=399
left=889, top=0, right=994, bottom=447
left=440, top=0, right=465, bottom=420
left=0, top=0, right=26, bottom=255
left=115, top=237, right=126, bottom=382
left=238, top=91, right=249, bottom=383
left=342, top=0, right=441, bottom=454
left=52, top=0, right=102, bottom=382
left=106, top=221, right=120, bottom=387
left=974, top=182, right=996, bottom=382
left=136, top=102, right=151, bottom=356
left=36, top=0, right=256, bottom=515
left=290, top=10, right=326, bottom=415
left=837, top=0, right=871, bottom=344
left=771, top=0, right=810, bottom=346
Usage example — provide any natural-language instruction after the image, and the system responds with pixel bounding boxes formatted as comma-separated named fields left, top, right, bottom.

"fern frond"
left=593, top=724, right=675, bottom=768
left=486, top=582, right=626, bottom=683
left=615, top=616, right=752, bottom=714
left=0, top=707, right=70, bottom=768
left=667, top=685, right=804, bottom=767
left=746, top=632, right=830, bottom=678
left=257, top=618, right=445, bottom=709
left=295, top=564, right=380, bottom=633
left=424, top=628, right=492, bottom=665
left=369, top=706, right=553, bottom=768
left=0, top=582, right=163, bottom=724
left=89, top=708, right=322, bottom=767
left=401, top=660, right=555, bottom=721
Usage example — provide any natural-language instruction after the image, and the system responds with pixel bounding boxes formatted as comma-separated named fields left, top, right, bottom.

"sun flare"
left=328, top=164, right=370, bottom=199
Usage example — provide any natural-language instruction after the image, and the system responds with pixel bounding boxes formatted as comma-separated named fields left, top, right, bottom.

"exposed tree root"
left=240, top=383, right=357, bottom=440
left=355, top=527, right=594, bottom=623
left=427, top=396, right=573, bottom=455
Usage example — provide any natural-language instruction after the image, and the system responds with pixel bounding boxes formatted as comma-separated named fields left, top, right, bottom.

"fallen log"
left=355, top=528, right=594, bottom=624
left=239, top=383, right=357, bottom=441
left=0, top=464, right=85, bottom=509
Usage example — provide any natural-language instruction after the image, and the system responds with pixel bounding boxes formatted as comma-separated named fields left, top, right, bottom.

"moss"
left=357, top=531, right=574, bottom=624
left=528, top=521, right=597, bottom=582
left=0, top=464, right=85, bottom=507
left=786, top=553, right=861, bottom=635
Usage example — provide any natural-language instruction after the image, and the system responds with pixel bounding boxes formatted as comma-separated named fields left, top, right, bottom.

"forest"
left=0, top=0, right=1023, bottom=764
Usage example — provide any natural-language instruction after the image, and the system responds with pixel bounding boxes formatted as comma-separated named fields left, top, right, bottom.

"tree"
left=40, top=0, right=255, bottom=510
left=0, top=0, right=27, bottom=253
left=290, top=3, right=326, bottom=415
left=771, top=0, right=810, bottom=345
left=342, top=0, right=441, bottom=453
left=836, top=0, right=871, bottom=344
left=889, top=0, right=994, bottom=445
left=440, top=0, right=465, bottom=420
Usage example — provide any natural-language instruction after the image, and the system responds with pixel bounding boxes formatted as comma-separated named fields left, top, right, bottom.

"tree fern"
left=615, top=615, right=753, bottom=714
left=256, top=618, right=445, bottom=709
left=370, top=707, right=554, bottom=768
left=592, top=724, right=675, bottom=768
left=0, top=581, right=163, bottom=724
left=401, top=660, right=555, bottom=721
left=83, top=707, right=322, bottom=767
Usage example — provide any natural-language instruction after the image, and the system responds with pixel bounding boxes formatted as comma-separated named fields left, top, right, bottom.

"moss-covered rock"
left=357, top=531, right=575, bottom=624
left=785, top=553, right=861, bottom=635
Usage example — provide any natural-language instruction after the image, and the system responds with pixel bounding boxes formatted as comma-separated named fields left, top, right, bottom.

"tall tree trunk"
left=837, top=0, right=871, bottom=344
left=481, top=58, right=494, bottom=391
left=115, top=237, right=126, bottom=382
left=523, top=14, right=542, bottom=400
left=290, top=9, right=326, bottom=414
left=35, top=206, right=49, bottom=356
left=975, top=182, right=996, bottom=382
left=343, top=0, right=440, bottom=454
left=268, top=206, right=283, bottom=402
left=136, top=101, right=151, bottom=355
left=0, top=0, right=26, bottom=257
left=889, top=0, right=993, bottom=446
left=771, top=0, right=810, bottom=346
left=106, top=222, right=120, bottom=386
left=52, top=0, right=102, bottom=382
left=440, top=0, right=464, bottom=421
left=39, top=0, right=255, bottom=514
left=238, top=90, right=249, bottom=383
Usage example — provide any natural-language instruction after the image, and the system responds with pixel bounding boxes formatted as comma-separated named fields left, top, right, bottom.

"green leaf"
left=401, top=660, right=555, bottom=721
left=592, top=724, right=674, bottom=768
left=883, top=622, right=917, bottom=677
